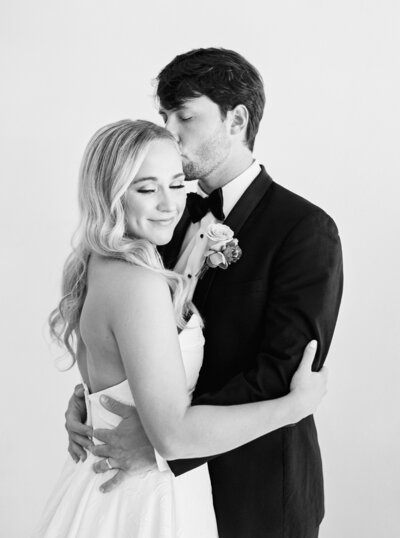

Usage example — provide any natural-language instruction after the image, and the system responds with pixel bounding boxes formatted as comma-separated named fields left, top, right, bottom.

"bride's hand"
left=289, top=340, right=328, bottom=419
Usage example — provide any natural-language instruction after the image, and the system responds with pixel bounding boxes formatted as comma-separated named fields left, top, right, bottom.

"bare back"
left=79, top=255, right=128, bottom=393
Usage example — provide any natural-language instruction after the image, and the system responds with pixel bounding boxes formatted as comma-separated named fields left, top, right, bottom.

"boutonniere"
left=196, top=223, right=242, bottom=279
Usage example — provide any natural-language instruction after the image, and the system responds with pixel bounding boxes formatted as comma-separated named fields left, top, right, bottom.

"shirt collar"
left=196, top=160, right=261, bottom=218
left=222, top=160, right=261, bottom=217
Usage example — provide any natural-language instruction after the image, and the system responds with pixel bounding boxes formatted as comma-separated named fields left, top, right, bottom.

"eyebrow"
left=133, top=173, right=185, bottom=184
left=159, top=102, right=192, bottom=114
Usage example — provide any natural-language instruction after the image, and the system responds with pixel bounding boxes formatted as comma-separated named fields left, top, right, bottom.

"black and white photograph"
left=1, top=1, right=399, bottom=537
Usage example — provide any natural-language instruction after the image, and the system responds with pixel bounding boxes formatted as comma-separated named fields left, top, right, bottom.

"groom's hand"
left=65, top=384, right=94, bottom=463
left=91, top=396, right=156, bottom=493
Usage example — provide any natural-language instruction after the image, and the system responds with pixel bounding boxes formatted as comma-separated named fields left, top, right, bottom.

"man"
left=66, top=48, right=343, bottom=537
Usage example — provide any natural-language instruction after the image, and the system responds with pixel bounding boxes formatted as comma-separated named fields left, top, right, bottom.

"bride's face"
left=125, top=139, right=186, bottom=245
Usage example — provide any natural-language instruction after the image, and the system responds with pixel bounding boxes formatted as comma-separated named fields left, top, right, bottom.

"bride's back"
left=79, top=254, right=129, bottom=393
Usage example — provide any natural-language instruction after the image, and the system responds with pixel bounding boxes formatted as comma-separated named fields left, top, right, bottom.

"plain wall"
left=1, top=1, right=399, bottom=536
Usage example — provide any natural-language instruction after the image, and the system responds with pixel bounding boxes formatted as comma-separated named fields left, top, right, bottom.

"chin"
left=151, top=230, right=175, bottom=246
left=183, top=160, right=201, bottom=180
left=155, top=234, right=174, bottom=246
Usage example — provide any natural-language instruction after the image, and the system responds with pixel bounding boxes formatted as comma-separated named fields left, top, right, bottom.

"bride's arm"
left=109, top=264, right=326, bottom=461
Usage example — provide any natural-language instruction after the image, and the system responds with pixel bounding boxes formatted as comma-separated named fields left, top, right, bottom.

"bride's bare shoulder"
left=90, top=255, right=168, bottom=299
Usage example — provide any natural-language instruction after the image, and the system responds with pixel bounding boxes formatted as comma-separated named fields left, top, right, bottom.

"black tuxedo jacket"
left=162, top=167, right=343, bottom=538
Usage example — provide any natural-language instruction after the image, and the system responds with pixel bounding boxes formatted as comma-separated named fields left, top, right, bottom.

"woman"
left=34, top=119, right=327, bottom=537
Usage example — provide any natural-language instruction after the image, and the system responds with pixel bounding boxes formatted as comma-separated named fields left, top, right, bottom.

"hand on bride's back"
left=65, top=384, right=94, bottom=462
left=290, top=341, right=328, bottom=418
left=90, top=396, right=156, bottom=493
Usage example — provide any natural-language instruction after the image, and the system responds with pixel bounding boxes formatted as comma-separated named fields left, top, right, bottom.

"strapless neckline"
left=84, top=312, right=202, bottom=398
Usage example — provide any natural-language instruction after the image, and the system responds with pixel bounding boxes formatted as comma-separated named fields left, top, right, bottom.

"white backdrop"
left=1, top=1, right=399, bottom=536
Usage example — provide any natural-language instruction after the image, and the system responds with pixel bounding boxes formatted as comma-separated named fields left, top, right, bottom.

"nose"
left=157, top=187, right=177, bottom=213
left=164, top=116, right=180, bottom=143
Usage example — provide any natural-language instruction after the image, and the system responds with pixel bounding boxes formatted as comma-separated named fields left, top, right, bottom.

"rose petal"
left=210, top=240, right=230, bottom=251
left=208, top=251, right=227, bottom=268
left=206, top=223, right=234, bottom=242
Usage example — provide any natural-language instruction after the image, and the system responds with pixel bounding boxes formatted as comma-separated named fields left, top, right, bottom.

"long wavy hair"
left=49, top=119, right=193, bottom=364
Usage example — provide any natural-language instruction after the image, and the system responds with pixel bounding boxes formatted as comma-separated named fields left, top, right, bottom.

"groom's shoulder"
left=267, top=177, right=338, bottom=232
left=269, top=179, right=321, bottom=214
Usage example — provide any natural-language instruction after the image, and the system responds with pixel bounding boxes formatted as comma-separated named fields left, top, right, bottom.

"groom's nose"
left=164, top=115, right=180, bottom=143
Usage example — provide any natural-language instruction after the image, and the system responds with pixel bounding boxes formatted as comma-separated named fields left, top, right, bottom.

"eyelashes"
left=159, top=114, right=193, bottom=123
left=138, top=185, right=185, bottom=194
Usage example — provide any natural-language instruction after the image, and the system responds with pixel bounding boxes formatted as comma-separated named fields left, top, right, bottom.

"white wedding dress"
left=33, top=314, right=218, bottom=537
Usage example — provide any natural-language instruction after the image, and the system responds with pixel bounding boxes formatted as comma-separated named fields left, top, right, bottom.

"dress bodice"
left=83, top=313, right=204, bottom=435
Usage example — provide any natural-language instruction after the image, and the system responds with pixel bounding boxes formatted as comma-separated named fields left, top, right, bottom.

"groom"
left=66, top=48, right=343, bottom=537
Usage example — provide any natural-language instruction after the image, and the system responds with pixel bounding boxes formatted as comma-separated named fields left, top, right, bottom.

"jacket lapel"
left=224, top=165, right=273, bottom=234
left=193, top=166, right=273, bottom=311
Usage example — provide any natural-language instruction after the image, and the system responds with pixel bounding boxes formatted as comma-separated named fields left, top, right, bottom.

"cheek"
left=125, top=197, right=146, bottom=229
left=181, top=124, right=204, bottom=148
left=202, top=128, right=229, bottom=157
left=188, top=122, right=221, bottom=156
left=176, top=191, right=187, bottom=215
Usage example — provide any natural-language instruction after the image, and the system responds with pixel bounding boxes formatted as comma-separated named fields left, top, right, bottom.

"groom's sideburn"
left=161, top=166, right=343, bottom=538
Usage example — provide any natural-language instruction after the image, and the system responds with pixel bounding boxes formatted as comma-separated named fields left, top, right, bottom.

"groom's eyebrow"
left=159, top=103, right=191, bottom=114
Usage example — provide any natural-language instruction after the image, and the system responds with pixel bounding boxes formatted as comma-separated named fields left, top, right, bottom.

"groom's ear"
left=229, top=104, right=249, bottom=138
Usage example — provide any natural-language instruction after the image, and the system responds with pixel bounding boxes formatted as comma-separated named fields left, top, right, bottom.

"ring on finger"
left=105, top=457, right=113, bottom=470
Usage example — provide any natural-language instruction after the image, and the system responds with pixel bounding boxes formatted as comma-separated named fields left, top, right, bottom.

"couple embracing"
left=34, top=48, right=343, bottom=538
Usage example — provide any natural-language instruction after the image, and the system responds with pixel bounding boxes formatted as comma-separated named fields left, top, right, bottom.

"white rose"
left=207, top=251, right=228, bottom=269
left=206, top=223, right=234, bottom=251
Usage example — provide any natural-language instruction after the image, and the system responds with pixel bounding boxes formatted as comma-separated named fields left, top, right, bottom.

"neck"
left=199, top=148, right=254, bottom=194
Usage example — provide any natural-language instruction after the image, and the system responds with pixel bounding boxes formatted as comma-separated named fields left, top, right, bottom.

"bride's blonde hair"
left=49, top=119, right=193, bottom=364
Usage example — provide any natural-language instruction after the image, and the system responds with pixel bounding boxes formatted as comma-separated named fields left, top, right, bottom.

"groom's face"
left=159, top=96, right=232, bottom=187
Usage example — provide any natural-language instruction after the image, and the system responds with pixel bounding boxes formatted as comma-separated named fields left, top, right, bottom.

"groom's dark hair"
left=156, top=48, right=265, bottom=151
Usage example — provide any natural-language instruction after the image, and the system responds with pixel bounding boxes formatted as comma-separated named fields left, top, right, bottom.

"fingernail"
left=309, top=340, right=317, bottom=348
left=100, top=395, right=108, bottom=404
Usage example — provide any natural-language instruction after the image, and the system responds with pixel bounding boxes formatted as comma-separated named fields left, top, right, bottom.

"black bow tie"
left=186, top=188, right=225, bottom=223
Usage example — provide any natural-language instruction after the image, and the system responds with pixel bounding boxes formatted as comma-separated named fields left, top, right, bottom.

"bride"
left=34, top=119, right=327, bottom=537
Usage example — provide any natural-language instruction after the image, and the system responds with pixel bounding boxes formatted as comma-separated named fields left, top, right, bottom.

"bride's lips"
left=148, top=217, right=176, bottom=226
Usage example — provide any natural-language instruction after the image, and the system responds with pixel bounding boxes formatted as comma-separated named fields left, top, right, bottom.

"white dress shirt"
left=174, top=160, right=261, bottom=298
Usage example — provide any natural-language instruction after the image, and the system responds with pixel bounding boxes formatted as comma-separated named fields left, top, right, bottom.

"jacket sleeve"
left=168, top=209, right=343, bottom=475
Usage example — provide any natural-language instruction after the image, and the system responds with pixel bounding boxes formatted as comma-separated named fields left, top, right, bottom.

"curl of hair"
left=49, top=119, right=194, bottom=365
